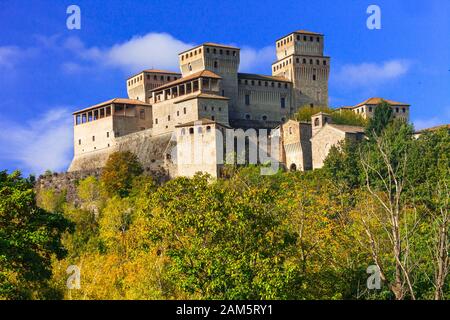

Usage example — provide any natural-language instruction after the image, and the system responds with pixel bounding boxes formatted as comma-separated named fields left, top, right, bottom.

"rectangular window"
left=245, top=94, right=250, bottom=106
left=140, top=109, right=145, bottom=120
left=106, top=132, right=109, bottom=138
left=92, top=136, right=95, bottom=142
left=78, top=139, right=81, bottom=145
left=281, top=97, right=286, bottom=109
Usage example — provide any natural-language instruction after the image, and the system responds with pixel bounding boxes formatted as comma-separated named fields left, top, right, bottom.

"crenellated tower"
left=272, top=30, right=330, bottom=111
left=178, top=43, right=240, bottom=118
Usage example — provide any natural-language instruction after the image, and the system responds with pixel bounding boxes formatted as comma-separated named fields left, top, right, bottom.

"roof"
left=238, top=73, right=291, bottom=83
left=295, top=30, right=323, bottom=35
left=73, top=98, right=151, bottom=114
left=415, top=124, right=450, bottom=134
left=312, top=112, right=331, bottom=117
left=276, top=29, right=324, bottom=41
left=203, top=42, right=240, bottom=50
left=174, top=93, right=230, bottom=104
left=335, top=106, right=354, bottom=110
left=127, top=69, right=180, bottom=80
left=328, top=124, right=365, bottom=134
left=179, top=42, right=240, bottom=55
left=175, top=118, right=231, bottom=128
left=355, top=97, right=410, bottom=107
left=151, top=70, right=222, bottom=92
left=143, top=69, right=181, bottom=74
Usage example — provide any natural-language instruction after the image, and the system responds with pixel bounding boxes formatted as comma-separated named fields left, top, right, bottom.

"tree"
left=147, top=172, right=301, bottom=299
left=359, top=121, right=417, bottom=299
left=0, top=171, right=72, bottom=299
left=365, top=100, right=394, bottom=137
left=323, top=139, right=364, bottom=190
left=292, top=105, right=332, bottom=122
left=292, top=106, right=367, bottom=127
left=100, top=151, right=143, bottom=197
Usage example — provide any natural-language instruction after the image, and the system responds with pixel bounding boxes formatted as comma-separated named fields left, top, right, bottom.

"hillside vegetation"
left=1, top=104, right=448, bottom=300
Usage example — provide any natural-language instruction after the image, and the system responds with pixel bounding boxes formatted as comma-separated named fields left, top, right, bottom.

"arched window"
left=245, top=114, right=251, bottom=120
left=181, top=128, right=186, bottom=135
left=290, top=163, right=297, bottom=172
left=262, top=115, right=268, bottom=121
left=214, top=60, right=218, bottom=68
left=314, top=118, right=320, bottom=126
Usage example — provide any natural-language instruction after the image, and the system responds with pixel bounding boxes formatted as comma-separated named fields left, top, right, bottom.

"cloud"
left=63, top=32, right=275, bottom=75
left=239, top=46, right=275, bottom=73
left=0, top=46, right=22, bottom=68
left=64, top=33, right=194, bottom=73
left=0, top=108, right=73, bottom=175
left=333, top=60, right=411, bottom=88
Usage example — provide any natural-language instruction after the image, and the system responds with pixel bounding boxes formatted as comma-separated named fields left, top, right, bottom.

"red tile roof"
left=238, top=73, right=291, bottom=83
left=73, top=98, right=150, bottom=114
left=151, top=70, right=221, bottom=92
left=355, top=97, right=410, bottom=107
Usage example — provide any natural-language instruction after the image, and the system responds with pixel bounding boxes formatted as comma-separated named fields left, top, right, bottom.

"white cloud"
left=0, top=46, right=22, bottom=68
left=64, top=33, right=275, bottom=75
left=0, top=108, right=73, bottom=175
left=333, top=60, right=411, bottom=88
left=104, top=33, right=193, bottom=72
left=239, top=46, right=275, bottom=73
left=64, top=33, right=194, bottom=73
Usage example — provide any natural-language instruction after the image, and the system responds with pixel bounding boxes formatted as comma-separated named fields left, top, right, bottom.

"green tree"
left=100, top=151, right=143, bottom=197
left=365, top=100, right=394, bottom=137
left=147, top=172, right=301, bottom=299
left=292, top=106, right=367, bottom=127
left=0, top=171, right=72, bottom=299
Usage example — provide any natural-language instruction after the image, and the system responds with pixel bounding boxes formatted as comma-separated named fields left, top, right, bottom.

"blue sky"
left=0, top=0, right=449, bottom=175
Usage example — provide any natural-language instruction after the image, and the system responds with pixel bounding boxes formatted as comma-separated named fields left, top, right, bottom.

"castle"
left=68, top=30, right=410, bottom=177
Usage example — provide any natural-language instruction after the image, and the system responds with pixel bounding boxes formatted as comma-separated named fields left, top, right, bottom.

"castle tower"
left=126, top=69, right=181, bottom=103
left=178, top=43, right=240, bottom=119
left=272, top=30, right=330, bottom=111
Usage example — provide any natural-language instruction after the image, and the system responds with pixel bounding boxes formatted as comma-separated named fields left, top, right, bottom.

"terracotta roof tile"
left=174, top=93, right=229, bottom=104
left=73, top=98, right=150, bottom=114
left=151, top=70, right=221, bottom=92
left=329, top=124, right=365, bottom=134
left=238, top=73, right=291, bottom=83
left=355, top=97, right=410, bottom=107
